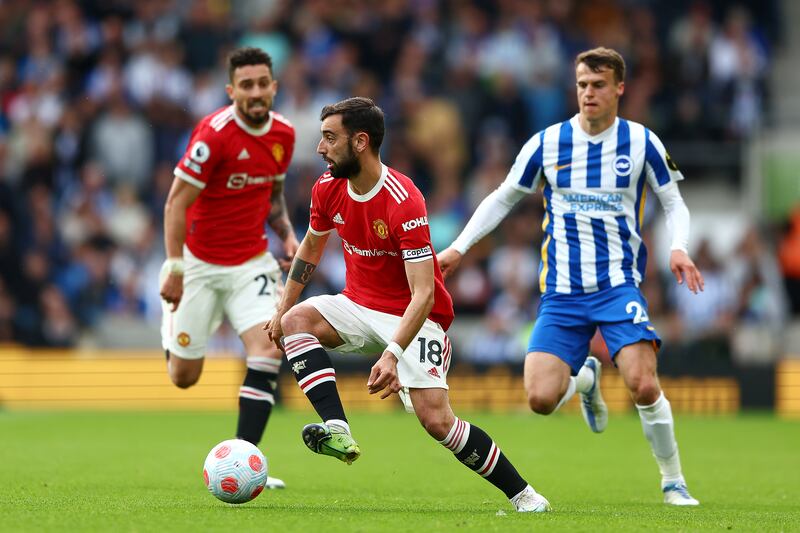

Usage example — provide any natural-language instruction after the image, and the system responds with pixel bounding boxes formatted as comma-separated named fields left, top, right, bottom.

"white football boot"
left=662, top=481, right=700, bottom=506
left=265, top=476, right=286, bottom=489
left=579, top=356, right=608, bottom=433
left=510, top=485, right=552, bottom=513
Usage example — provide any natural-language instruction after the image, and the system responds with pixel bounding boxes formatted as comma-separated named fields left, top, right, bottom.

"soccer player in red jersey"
left=160, top=48, right=296, bottom=488
left=266, top=97, right=551, bottom=512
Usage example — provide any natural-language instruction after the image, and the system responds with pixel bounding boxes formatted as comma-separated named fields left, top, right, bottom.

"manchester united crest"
left=272, top=143, right=285, bottom=163
left=372, top=219, right=389, bottom=239
left=177, top=332, right=191, bottom=347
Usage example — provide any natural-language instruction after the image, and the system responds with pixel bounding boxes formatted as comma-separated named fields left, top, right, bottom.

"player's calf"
left=438, top=416, right=550, bottom=512
left=283, top=333, right=348, bottom=424
left=236, top=356, right=281, bottom=445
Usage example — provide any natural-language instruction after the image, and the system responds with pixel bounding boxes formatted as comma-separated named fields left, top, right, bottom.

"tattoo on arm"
left=268, top=182, right=293, bottom=240
left=288, top=258, right=317, bottom=285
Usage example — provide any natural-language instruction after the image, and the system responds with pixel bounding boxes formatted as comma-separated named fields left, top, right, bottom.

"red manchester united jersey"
left=174, top=106, right=295, bottom=265
left=309, top=165, right=454, bottom=330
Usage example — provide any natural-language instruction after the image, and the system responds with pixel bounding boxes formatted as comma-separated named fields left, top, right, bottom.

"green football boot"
left=301, top=423, right=361, bottom=465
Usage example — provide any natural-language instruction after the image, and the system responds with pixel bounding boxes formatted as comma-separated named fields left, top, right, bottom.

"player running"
left=438, top=47, right=703, bottom=506
left=160, top=47, right=296, bottom=489
left=266, top=97, right=551, bottom=513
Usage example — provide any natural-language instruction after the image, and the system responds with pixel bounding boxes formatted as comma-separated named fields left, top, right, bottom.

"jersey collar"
left=571, top=114, right=618, bottom=142
left=347, top=164, right=388, bottom=202
left=232, top=105, right=273, bottom=136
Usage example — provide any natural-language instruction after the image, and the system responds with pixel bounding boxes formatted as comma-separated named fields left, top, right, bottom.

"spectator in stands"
left=88, top=90, right=153, bottom=191
left=669, top=239, right=735, bottom=344
left=779, top=206, right=800, bottom=315
left=728, top=225, right=789, bottom=326
left=0, top=0, right=786, bottom=353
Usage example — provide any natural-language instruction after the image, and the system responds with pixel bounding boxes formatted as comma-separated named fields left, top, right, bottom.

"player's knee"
left=527, top=390, right=558, bottom=415
left=170, top=373, right=199, bottom=389
left=169, top=365, right=202, bottom=389
left=630, top=378, right=661, bottom=405
left=417, top=411, right=451, bottom=440
left=280, top=306, right=313, bottom=335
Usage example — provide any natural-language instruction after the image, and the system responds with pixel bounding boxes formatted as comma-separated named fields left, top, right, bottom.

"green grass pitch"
left=1, top=409, right=798, bottom=532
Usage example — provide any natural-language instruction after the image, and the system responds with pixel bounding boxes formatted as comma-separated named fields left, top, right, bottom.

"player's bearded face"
left=228, top=65, right=276, bottom=126
left=327, top=137, right=361, bottom=179
left=240, top=94, right=272, bottom=124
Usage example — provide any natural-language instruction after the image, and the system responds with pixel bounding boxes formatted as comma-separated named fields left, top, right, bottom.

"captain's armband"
left=288, top=258, right=317, bottom=285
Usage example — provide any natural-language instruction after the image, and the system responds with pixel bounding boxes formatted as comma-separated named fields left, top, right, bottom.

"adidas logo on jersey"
left=427, top=367, right=440, bottom=378
left=333, top=213, right=345, bottom=224
left=237, top=148, right=250, bottom=160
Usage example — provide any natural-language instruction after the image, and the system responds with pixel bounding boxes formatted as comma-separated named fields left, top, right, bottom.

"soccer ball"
left=203, top=439, right=268, bottom=504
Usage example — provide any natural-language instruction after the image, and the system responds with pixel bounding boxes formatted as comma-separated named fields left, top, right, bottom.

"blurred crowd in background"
left=0, top=0, right=797, bottom=367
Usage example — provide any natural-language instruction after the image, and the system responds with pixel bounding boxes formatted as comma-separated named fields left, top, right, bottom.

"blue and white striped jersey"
left=506, top=115, right=683, bottom=295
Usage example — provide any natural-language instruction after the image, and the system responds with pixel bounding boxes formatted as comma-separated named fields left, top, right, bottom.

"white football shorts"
left=161, top=246, right=283, bottom=359
left=303, top=293, right=453, bottom=391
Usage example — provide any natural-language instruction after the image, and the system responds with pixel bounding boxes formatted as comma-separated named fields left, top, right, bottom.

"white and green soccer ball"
left=203, top=439, right=268, bottom=504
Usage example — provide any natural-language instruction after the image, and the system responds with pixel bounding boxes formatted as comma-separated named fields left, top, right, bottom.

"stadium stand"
left=0, top=0, right=797, bottom=413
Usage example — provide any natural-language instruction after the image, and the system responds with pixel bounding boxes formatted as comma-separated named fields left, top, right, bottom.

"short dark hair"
left=575, top=47, right=626, bottom=83
left=227, top=47, right=273, bottom=81
left=320, top=97, right=385, bottom=154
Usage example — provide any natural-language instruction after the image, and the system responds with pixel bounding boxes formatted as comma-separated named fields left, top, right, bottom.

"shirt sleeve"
left=450, top=182, right=527, bottom=254
left=503, top=130, right=545, bottom=193
left=174, top=123, right=224, bottom=189
left=654, top=182, right=691, bottom=253
left=308, top=179, right=334, bottom=236
left=643, top=129, right=684, bottom=192
left=392, top=192, right=434, bottom=263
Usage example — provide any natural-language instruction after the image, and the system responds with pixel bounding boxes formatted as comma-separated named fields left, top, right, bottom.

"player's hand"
left=437, top=247, right=463, bottom=279
left=160, top=273, right=184, bottom=312
left=367, top=352, right=401, bottom=399
left=670, top=250, right=705, bottom=294
left=264, top=312, right=284, bottom=350
left=279, top=233, right=300, bottom=271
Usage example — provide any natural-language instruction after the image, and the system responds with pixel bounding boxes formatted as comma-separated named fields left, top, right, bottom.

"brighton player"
left=265, top=97, right=551, bottom=513
left=438, top=48, right=703, bottom=506
left=160, top=47, right=296, bottom=488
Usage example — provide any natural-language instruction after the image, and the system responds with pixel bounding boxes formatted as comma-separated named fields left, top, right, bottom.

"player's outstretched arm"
left=654, top=182, right=705, bottom=294
left=264, top=230, right=329, bottom=347
left=267, top=179, right=300, bottom=270
left=160, top=176, right=202, bottom=311
left=440, top=182, right=527, bottom=278
left=367, top=259, right=434, bottom=399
